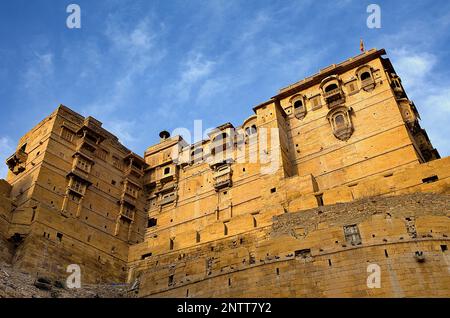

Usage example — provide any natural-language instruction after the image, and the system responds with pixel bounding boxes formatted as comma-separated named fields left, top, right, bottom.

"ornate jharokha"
left=327, top=106, right=354, bottom=141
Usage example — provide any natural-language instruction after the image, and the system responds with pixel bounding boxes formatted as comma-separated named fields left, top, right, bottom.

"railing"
left=213, top=170, right=232, bottom=190
left=121, top=192, right=137, bottom=206
left=160, top=193, right=176, bottom=205
left=75, top=136, right=97, bottom=154
left=120, top=206, right=134, bottom=220
left=68, top=184, right=85, bottom=196
left=125, top=165, right=144, bottom=178
left=322, top=87, right=343, bottom=99
left=361, top=78, right=375, bottom=88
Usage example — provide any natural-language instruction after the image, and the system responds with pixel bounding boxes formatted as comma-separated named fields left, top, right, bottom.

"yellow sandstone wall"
left=129, top=189, right=450, bottom=297
left=2, top=106, right=148, bottom=283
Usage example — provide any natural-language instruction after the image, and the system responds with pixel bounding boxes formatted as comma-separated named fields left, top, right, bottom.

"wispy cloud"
left=389, top=47, right=450, bottom=156
left=83, top=16, right=166, bottom=118
left=175, top=52, right=216, bottom=102
left=0, top=136, right=14, bottom=179
left=391, top=49, right=437, bottom=89
left=22, top=51, right=54, bottom=92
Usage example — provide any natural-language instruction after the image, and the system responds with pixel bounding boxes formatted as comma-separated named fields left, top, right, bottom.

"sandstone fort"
left=0, top=48, right=449, bottom=297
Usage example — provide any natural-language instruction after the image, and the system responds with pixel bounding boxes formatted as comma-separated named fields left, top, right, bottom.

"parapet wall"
left=129, top=192, right=450, bottom=297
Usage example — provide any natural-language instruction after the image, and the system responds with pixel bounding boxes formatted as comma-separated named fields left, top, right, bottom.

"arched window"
left=325, top=83, right=338, bottom=92
left=211, top=132, right=230, bottom=156
left=191, top=147, right=203, bottom=163
left=245, top=125, right=257, bottom=136
left=294, top=100, right=303, bottom=109
left=327, top=107, right=353, bottom=141
left=164, top=167, right=170, bottom=175
left=334, top=114, right=345, bottom=129
left=360, top=72, right=371, bottom=81
left=291, top=95, right=307, bottom=119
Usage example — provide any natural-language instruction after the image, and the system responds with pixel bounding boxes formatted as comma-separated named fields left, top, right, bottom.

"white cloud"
left=23, top=52, right=54, bottom=91
left=105, top=17, right=165, bottom=75
left=389, top=47, right=450, bottom=156
left=423, top=87, right=450, bottom=115
left=81, top=16, right=167, bottom=146
left=390, top=49, right=437, bottom=89
left=172, top=52, right=216, bottom=103
left=105, top=119, right=139, bottom=146
left=239, top=11, right=271, bottom=42
left=197, top=77, right=226, bottom=102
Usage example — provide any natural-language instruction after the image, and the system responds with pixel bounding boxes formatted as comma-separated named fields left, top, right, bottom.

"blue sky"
left=1, top=0, right=449, bottom=177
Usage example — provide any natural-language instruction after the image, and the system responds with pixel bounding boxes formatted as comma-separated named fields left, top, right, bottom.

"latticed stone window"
left=125, top=183, right=139, bottom=198
left=70, top=178, right=85, bottom=195
left=61, top=127, right=75, bottom=142
left=112, top=156, right=123, bottom=170
left=76, top=156, right=91, bottom=173
left=343, top=224, right=362, bottom=246
left=95, top=148, right=108, bottom=161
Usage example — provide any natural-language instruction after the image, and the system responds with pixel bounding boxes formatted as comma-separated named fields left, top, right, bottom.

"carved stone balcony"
left=68, top=167, right=90, bottom=184
left=126, top=164, right=144, bottom=177
left=68, top=183, right=85, bottom=197
left=119, top=203, right=134, bottom=221
left=361, top=78, right=375, bottom=91
left=160, top=192, right=176, bottom=206
left=120, top=192, right=137, bottom=207
left=6, top=149, right=27, bottom=175
left=393, top=86, right=405, bottom=98
left=323, top=87, right=343, bottom=99
left=75, top=137, right=97, bottom=160
left=67, top=155, right=93, bottom=184
left=323, top=87, right=345, bottom=109
left=159, top=168, right=175, bottom=183
left=213, top=165, right=232, bottom=191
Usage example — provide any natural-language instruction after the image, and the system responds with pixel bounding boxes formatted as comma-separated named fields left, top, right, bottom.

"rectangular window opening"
left=148, top=218, right=157, bottom=228
left=141, top=252, right=153, bottom=260
left=343, top=224, right=362, bottom=246
left=295, top=249, right=312, bottom=259
left=422, top=175, right=438, bottom=184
